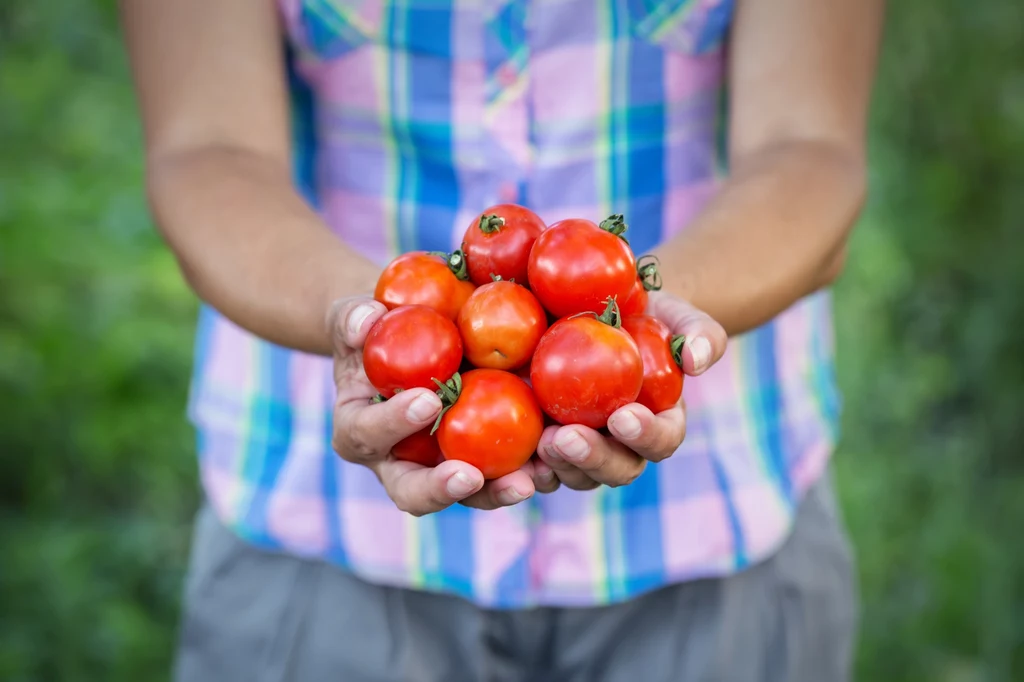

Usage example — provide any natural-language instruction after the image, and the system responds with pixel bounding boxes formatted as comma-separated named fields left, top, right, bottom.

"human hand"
left=535, top=292, right=727, bottom=491
left=327, top=296, right=558, bottom=516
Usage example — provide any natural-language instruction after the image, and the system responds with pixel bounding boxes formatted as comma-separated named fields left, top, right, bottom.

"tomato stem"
left=637, top=255, right=663, bottom=292
left=429, top=372, right=462, bottom=435
left=489, top=273, right=516, bottom=284
left=670, top=335, right=687, bottom=368
left=567, top=297, right=623, bottom=328
left=447, top=250, right=469, bottom=281
left=370, top=393, right=386, bottom=404
left=479, top=214, right=505, bottom=234
left=596, top=297, right=623, bottom=329
left=425, top=250, right=470, bottom=281
left=599, top=214, right=630, bottom=244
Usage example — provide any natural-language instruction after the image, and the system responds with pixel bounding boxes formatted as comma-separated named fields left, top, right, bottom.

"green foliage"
left=0, top=1, right=1021, bottom=680
left=0, top=2, right=198, bottom=680
left=833, top=1, right=1024, bottom=679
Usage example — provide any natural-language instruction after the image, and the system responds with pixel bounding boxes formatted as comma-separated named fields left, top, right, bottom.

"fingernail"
left=406, top=393, right=441, bottom=423
left=498, top=486, right=529, bottom=505
left=446, top=471, right=478, bottom=497
left=554, top=429, right=589, bottom=462
left=610, top=410, right=642, bottom=439
left=347, top=304, right=376, bottom=339
left=688, top=336, right=712, bottom=373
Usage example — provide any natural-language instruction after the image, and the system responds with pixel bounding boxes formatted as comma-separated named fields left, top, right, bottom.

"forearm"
left=148, top=145, right=379, bottom=355
left=656, top=141, right=866, bottom=335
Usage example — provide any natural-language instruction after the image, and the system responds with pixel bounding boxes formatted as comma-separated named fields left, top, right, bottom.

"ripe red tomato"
left=363, top=305, right=462, bottom=398
left=461, top=204, right=545, bottom=286
left=375, top=251, right=475, bottom=321
left=457, top=279, right=547, bottom=370
left=530, top=299, right=643, bottom=428
left=619, top=256, right=663, bottom=317
left=527, top=215, right=637, bottom=317
left=392, top=428, right=445, bottom=467
left=435, top=370, right=544, bottom=479
left=621, top=314, right=685, bottom=414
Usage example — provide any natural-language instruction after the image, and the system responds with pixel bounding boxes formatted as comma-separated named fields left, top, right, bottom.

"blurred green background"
left=1, top=1, right=1021, bottom=680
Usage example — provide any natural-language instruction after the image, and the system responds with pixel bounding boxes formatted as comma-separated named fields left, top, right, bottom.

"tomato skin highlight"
left=392, top=428, right=445, bottom=467
left=374, top=251, right=475, bottom=321
left=527, top=216, right=637, bottom=318
left=621, top=314, right=685, bottom=414
left=457, top=280, right=547, bottom=370
left=363, top=305, right=463, bottom=398
left=462, top=204, right=545, bottom=286
left=436, top=369, right=544, bottom=480
left=530, top=308, right=644, bottom=429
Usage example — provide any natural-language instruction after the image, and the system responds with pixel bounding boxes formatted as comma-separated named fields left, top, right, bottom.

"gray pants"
left=173, top=476, right=857, bottom=682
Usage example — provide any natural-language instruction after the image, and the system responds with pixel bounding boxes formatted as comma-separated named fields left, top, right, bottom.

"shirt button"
left=499, top=183, right=518, bottom=203
left=498, top=64, right=518, bottom=87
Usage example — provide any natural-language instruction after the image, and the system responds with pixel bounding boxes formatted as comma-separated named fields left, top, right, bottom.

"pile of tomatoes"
left=363, top=204, right=686, bottom=480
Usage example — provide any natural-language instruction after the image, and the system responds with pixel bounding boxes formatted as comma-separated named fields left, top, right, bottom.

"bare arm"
left=656, top=0, right=885, bottom=335
left=120, top=0, right=378, bottom=355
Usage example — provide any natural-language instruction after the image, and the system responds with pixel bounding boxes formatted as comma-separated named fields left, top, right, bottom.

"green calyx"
left=599, top=214, right=630, bottom=244
left=370, top=387, right=403, bottom=405
left=429, top=372, right=463, bottom=435
left=479, top=214, right=506, bottom=234
left=447, top=249, right=469, bottom=281
left=670, top=335, right=686, bottom=368
left=596, top=297, right=623, bottom=328
left=568, top=297, right=623, bottom=328
left=489, top=273, right=516, bottom=284
left=429, top=249, right=470, bottom=281
left=637, top=255, right=663, bottom=292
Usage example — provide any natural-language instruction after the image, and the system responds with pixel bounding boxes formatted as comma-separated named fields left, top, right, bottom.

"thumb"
left=327, top=295, right=388, bottom=353
left=646, top=292, right=728, bottom=376
left=333, top=387, right=444, bottom=464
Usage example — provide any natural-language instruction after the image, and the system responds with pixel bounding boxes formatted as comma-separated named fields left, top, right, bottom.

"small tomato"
left=621, top=314, right=685, bottom=414
left=457, top=279, right=547, bottom=370
left=375, top=251, right=475, bottom=321
left=392, top=428, right=445, bottom=467
left=434, top=370, right=544, bottom=480
left=530, top=298, right=643, bottom=428
left=461, top=204, right=545, bottom=286
left=527, top=214, right=637, bottom=318
left=363, top=305, right=463, bottom=398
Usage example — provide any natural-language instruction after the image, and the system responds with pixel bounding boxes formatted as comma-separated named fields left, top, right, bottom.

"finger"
left=606, top=402, right=686, bottom=463
left=535, top=428, right=598, bottom=490
left=546, top=464, right=599, bottom=491
left=333, top=388, right=442, bottom=465
left=647, top=293, right=728, bottom=376
left=327, top=295, right=388, bottom=353
left=538, top=424, right=646, bottom=488
left=460, top=469, right=537, bottom=510
left=529, top=457, right=562, bottom=495
left=376, top=458, right=485, bottom=517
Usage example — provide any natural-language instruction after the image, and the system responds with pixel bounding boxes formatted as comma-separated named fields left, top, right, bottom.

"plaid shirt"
left=188, top=0, right=841, bottom=608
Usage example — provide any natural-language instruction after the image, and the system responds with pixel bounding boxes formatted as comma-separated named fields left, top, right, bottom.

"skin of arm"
left=120, top=0, right=378, bottom=356
left=119, top=0, right=558, bottom=512
left=655, top=0, right=886, bottom=336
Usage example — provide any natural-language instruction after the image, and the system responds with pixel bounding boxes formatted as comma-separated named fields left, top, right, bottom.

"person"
left=121, top=0, right=882, bottom=679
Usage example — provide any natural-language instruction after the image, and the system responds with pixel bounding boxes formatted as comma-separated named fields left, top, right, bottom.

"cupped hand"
left=327, top=296, right=554, bottom=516
left=535, top=292, right=727, bottom=491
